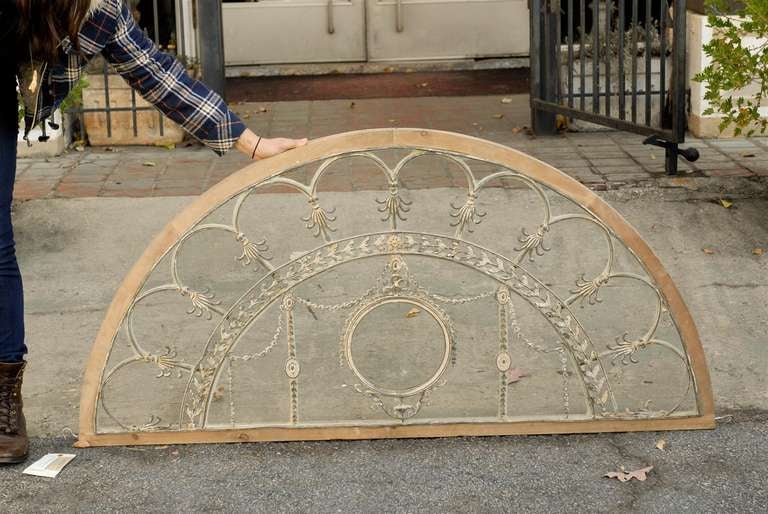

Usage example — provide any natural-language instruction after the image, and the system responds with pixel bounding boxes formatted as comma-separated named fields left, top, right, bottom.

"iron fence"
left=530, top=0, right=700, bottom=174
left=63, top=0, right=180, bottom=141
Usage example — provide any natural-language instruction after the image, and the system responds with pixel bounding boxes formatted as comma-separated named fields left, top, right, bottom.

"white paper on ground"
left=22, top=453, right=76, bottom=478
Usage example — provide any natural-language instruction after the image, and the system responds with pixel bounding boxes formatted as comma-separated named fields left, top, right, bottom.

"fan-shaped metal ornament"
left=76, top=129, right=714, bottom=447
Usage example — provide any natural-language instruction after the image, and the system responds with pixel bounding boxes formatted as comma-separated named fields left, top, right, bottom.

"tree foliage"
left=695, top=0, right=768, bottom=136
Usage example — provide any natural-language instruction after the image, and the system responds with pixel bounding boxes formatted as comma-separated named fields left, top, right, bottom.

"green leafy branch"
left=695, top=0, right=768, bottom=136
left=60, top=76, right=89, bottom=112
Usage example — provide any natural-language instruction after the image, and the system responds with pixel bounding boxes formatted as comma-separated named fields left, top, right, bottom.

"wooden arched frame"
left=76, top=129, right=715, bottom=447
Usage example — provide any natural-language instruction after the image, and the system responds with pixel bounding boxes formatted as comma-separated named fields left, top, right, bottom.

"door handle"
left=395, top=0, right=404, bottom=32
left=327, top=0, right=335, bottom=34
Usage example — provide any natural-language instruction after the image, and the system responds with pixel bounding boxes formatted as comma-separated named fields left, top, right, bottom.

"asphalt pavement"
left=0, top=413, right=766, bottom=513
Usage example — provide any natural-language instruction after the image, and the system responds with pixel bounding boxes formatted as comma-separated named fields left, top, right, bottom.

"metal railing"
left=530, top=0, right=700, bottom=174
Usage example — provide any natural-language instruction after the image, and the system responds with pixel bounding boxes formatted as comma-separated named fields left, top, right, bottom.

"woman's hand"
left=235, top=129, right=308, bottom=160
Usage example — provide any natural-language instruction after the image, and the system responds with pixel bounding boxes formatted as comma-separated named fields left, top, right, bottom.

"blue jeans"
left=0, top=125, right=25, bottom=363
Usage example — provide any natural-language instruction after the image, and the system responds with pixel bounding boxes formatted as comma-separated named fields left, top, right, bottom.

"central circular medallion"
left=344, top=297, right=451, bottom=397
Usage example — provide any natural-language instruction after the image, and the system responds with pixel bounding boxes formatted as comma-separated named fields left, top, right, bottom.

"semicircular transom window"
left=78, top=129, right=714, bottom=447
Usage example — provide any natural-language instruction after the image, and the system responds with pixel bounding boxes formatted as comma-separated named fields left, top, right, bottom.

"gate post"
left=670, top=0, right=690, bottom=175
left=196, top=0, right=227, bottom=99
left=530, top=0, right=558, bottom=135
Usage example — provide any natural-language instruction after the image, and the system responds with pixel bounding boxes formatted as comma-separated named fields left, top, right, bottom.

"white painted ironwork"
left=80, top=130, right=712, bottom=445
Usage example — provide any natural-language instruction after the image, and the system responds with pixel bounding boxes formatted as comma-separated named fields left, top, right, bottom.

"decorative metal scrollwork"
left=77, top=129, right=714, bottom=447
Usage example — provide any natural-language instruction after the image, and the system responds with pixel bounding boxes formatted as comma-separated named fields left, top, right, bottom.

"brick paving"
left=13, top=95, right=768, bottom=201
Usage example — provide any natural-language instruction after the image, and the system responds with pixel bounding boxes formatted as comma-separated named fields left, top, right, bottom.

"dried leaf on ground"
left=406, top=308, right=421, bottom=318
left=154, top=142, right=175, bottom=150
left=753, top=247, right=765, bottom=256
left=505, top=368, right=529, bottom=384
left=655, top=439, right=667, bottom=450
left=492, top=113, right=504, bottom=119
left=511, top=127, right=523, bottom=134
left=142, top=161, right=156, bottom=167
left=702, top=247, right=716, bottom=255
left=604, top=465, right=654, bottom=482
left=501, top=97, right=513, bottom=104
left=719, top=199, right=733, bottom=208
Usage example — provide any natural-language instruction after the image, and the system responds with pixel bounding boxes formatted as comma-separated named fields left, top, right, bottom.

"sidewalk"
left=13, top=94, right=768, bottom=201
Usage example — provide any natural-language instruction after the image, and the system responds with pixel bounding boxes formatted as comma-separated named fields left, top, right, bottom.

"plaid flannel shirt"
left=26, top=0, right=245, bottom=155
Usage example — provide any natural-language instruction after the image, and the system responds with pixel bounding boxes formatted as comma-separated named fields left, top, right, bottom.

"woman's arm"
left=100, top=0, right=305, bottom=158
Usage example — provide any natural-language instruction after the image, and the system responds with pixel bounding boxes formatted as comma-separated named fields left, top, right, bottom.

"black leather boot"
left=0, top=362, right=28, bottom=464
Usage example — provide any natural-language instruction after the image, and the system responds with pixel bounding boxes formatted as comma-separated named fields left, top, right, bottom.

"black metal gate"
left=529, top=0, right=700, bottom=174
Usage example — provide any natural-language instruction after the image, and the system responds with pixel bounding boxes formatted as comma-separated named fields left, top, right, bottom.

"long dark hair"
left=16, top=0, right=93, bottom=61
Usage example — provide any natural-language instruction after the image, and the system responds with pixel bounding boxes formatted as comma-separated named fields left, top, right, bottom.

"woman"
left=0, top=0, right=307, bottom=464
